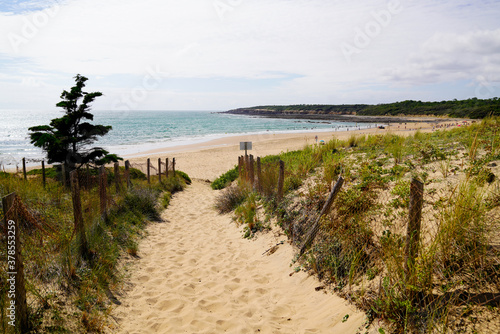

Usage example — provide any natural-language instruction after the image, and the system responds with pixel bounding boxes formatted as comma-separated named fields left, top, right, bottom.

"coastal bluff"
left=222, top=98, right=500, bottom=120
left=222, top=106, right=435, bottom=123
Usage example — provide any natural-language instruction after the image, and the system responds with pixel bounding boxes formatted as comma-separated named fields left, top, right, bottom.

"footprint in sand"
left=156, top=299, right=182, bottom=312
left=136, top=275, right=150, bottom=283
left=108, top=181, right=367, bottom=334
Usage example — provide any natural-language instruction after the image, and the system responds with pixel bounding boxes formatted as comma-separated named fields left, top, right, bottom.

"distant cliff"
left=223, top=98, right=500, bottom=120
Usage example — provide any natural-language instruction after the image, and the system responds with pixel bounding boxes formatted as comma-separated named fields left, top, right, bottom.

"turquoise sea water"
left=0, top=110, right=375, bottom=168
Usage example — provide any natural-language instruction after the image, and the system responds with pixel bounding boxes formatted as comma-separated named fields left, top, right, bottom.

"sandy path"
left=108, top=181, right=367, bottom=333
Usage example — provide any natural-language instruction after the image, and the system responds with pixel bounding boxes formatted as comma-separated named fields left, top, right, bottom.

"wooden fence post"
left=147, top=158, right=151, bottom=184
left=158, top=158, right=162, bottom=183
left=86, top=164, right=90, bottom=190
left=61, top=164, right=67, bottom=188
left=172, top=158, right=176, bottom=175
left=277, top=160, right=285, bottom=201
left=245, top=155, right=249, bottom=182
left=22, top=158, right=27, bottom=180
left=165, top=158, right=169, bottom=178
left=114, top=162, right=121, bottom=193
left=42, top=160, right=46, bottom=188
left=256, top=157, right=262, bottom=193
left=2, top=193, right=29, bottom=333
left=125, top=160, right=131, bottom=189
left=70, top=171, right=89, bottom=259
left=99, top=166, right=107, bottom=219
left=249, top=155, right=255, bottom=189
left=405, top=178, right=424, bottom=280
left=300, top=176, right=345, bottom=256
left=238, top=155, right=243, bottom=179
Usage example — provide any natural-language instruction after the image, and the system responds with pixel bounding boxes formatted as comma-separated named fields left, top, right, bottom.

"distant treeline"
left=227, top=98, right=500, bottom=119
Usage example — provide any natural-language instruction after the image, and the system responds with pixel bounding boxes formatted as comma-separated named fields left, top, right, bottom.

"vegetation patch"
left=0, top=169, right=188, bottom=332
left=214, top=117, right=500, bottom=333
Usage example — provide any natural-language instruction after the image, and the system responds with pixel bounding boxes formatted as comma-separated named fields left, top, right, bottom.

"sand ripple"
left=108, top=181, right=366, bottom=333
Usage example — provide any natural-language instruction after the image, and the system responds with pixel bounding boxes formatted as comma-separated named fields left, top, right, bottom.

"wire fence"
left=234, top=152, right=500, bottom=333
left=0, top=158, right=176, bottom=333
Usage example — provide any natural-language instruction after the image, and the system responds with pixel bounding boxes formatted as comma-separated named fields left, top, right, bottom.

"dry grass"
left=0, top=168, right=187, bottom=332
left=219, top=118, right=500, bottom=333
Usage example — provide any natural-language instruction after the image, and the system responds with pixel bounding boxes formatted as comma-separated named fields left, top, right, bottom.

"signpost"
left=240, top=142, right=252, bottom=156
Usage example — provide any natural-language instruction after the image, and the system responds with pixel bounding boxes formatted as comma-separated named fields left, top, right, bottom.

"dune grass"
left=215, top=118, right=500, bottom=333
left=0, top=166, right=188, bottom=332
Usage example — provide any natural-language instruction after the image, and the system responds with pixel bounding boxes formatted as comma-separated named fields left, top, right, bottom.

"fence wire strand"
left=0, top=158, right=176, bottom=332
left=231, top=152, right=500, bottom=333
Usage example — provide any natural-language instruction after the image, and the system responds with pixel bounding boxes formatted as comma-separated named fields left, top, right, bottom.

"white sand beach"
left=107, top=119, right=461, bottom=333
left=107, top=181, right=369, bottom=333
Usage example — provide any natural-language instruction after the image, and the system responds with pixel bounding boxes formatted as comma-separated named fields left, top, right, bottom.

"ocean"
left=0, top=110, right=375, bottom=169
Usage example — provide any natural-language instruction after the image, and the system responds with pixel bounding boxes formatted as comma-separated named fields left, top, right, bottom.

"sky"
left=0, top=0, right=499, bottom=111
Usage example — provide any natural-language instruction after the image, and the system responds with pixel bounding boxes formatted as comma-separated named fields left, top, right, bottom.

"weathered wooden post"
left=99, top=166, right=107, bottom=219
left=249, top=155, right=255, bottom=188
left=243, top=156, right=247, bottom=181
left=2, top=193, right=29, bottom=333
left=61, top=164, right=67, bottom=188
left=114, top=162, right=121, bottom=193
left=22, top=158, right=27, bottom=180
left=158, top=158, right=162, bottom=183
left=172, top=158, right=176, bottom=175
left=147, top=158, right=151, bottom=184
left=238, top=155, right=243, bottom=179
left=300, top=176, right=345, bottom=256
left=165, top=158, right=169, bottom=178
left=277, top=160, right=285, bottom=201
left=86, top=164, right=90, bottom=189
left=42, top=160, right=46, bottom=188
left=70, top=171, right=89, bottom=259
left=245, top=155, right=250, bottom=182
left=257, top=157, right=262, bottom=193
left=405, top=178, right=424, bottom=281
left=125, top=160, right=131, bottom=189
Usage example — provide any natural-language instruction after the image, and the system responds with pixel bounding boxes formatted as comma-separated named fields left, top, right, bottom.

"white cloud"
left=0, top=0, right=499, bottom=110
left=383, top=29, right=500, bottom=85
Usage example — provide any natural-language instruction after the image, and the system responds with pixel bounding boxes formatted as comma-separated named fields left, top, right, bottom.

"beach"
left=107, top=181, right=369, bottom=334
left=106, top=119, right=458, bottom=333
left=126, top=119, right=445, bottom=180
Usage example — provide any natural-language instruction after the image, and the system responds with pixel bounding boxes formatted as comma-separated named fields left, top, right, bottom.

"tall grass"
left=0, top=168, right=187, bottom=332
left=215, top=117, right=500, bottom=333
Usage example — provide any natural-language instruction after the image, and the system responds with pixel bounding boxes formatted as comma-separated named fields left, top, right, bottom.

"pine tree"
left=29, top=74, right=121, bottom=171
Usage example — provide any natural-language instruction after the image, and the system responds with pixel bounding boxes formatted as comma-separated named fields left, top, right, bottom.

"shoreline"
left=220, top=111, right=468, bottom=123
left=5, top=117, right=467, bottom=180
left=126, top=119, right=450, bottom=180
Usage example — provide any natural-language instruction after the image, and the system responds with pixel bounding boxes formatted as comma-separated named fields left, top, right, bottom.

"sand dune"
left=108, top=181, right=369, bottom=333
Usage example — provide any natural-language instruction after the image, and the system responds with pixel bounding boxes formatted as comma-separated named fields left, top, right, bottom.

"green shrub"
left=161, top=191, right=172, bottom=208
left=259, top=162, right=279, bottom=198
left=211, top=166, right=238, bottom=190
left=129, top=167, right=147, bottom=180
left=26, top=166, right=60, bottom=178
left=234, top=193, right=264, bottom=238
left=160, top=175, right=186, bottom=193
left=390, top=180, right=410, bottom=209
left=284, top=175, right=302, bottom=192
left=175, top=170, right=192, bottom=184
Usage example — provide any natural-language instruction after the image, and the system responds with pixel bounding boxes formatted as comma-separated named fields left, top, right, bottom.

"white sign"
left=240, top=142, right=252, bottom=150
